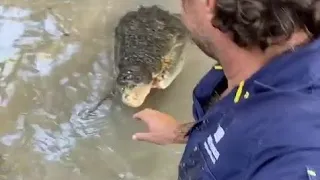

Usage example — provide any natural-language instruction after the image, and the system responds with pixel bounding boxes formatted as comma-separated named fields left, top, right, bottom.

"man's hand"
left=132, top=108, right=194, bottom=145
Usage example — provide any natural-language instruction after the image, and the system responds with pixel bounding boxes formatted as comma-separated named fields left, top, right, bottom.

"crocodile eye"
left=134, top=76, right=142, bottom=83
left=121, top=74, right=133, bottom=81
left=117, top=74, right=130, bottom=85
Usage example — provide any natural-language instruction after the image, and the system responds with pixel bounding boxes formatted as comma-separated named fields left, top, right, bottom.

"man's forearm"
left=173, top=122, right=195, bottom=144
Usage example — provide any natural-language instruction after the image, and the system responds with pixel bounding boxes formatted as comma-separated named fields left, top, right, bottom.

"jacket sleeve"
left=248, top=149, right=320, bottom=180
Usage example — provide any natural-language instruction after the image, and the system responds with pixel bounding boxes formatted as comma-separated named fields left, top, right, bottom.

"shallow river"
left=0, top=0, right=214, bottom=179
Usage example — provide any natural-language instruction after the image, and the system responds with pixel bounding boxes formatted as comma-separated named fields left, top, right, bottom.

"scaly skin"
left=114, top=5, right=189, bottom=107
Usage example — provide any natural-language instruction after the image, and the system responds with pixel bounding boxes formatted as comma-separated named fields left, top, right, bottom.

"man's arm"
left=173, top=122, right=195, bottom=144
left=132, top=108, right=196, bottom=145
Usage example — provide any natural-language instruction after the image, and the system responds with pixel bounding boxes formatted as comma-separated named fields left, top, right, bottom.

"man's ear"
left=206, top=0, right=215, bottom=12
left=205, top=0, right=215, bottom=21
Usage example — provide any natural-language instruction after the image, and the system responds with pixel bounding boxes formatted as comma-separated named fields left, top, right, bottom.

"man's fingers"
left=133, top=108, right=156, bottom=123
left=132, top=133, right=168, bottom=145
left=132, top=132, right=156, bottom=143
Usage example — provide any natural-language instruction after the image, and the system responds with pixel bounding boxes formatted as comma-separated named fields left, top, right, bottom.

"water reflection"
left=0, top=1, right=211, bottom=179
left=31, top=123, right=76, bottom=161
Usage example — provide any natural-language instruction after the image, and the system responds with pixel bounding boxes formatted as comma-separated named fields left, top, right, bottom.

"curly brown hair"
left=212, top=0, right=320, bottom=50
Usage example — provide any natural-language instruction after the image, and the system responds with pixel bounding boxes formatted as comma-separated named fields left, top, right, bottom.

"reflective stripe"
left=213, top=65, right=223, bottom=70
left=234, top=81, right=245, bottom=103
left=308, top=170, right=317, bottom=177
left=214, top=125, right=225, bottom=143
left=204, top=142, right=216, bottom=164
left=244, top=91, right=250, bottom=99
left=307, top=166, right=318, bottom=180
left=208, top=135, right=220, bottom=160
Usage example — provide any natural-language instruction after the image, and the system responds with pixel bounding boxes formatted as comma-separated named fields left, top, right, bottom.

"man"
left=132, top=0, right=320, bottom=179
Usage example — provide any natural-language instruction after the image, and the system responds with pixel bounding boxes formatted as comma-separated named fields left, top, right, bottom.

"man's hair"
left=212, top=0, right=320, bottom=50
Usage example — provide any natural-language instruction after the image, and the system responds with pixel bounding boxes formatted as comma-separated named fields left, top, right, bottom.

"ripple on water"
left=0, top=114, right=25, bottom=147
left=69, top=101, right=112, bottom=139
left=0, top=20, right=25, bottom=62
left=0, top=2, right=184, bottom=180
left=31, top=123, right=76, bottom=161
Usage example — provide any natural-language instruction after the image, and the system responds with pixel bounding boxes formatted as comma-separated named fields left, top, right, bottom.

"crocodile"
left=114, top=5, right=189, bottom=107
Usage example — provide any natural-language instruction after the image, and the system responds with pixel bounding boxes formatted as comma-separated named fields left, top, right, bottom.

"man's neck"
left=219, top=47, right=265, bottom=89
left=208, top=28, right=310, bottom=89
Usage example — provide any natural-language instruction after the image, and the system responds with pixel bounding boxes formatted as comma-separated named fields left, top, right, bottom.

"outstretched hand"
left=132, top=108, right=183, bottom=145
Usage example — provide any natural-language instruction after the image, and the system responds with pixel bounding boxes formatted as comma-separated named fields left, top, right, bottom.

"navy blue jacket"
left=178, top=38, right=320, bottom=180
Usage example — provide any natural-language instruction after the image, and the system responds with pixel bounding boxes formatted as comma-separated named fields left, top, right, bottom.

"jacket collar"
left=247, top=37, right=320, bottom=94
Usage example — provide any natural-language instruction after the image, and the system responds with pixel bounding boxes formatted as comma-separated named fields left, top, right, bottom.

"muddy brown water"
left=0, top=0, right=215, bottom=179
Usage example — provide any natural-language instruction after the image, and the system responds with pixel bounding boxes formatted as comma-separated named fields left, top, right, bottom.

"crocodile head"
left=116, top=64, right=153, bottom=107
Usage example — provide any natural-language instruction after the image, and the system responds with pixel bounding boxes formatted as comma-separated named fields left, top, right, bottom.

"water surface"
left=0, top=0, right=214, bottom=179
